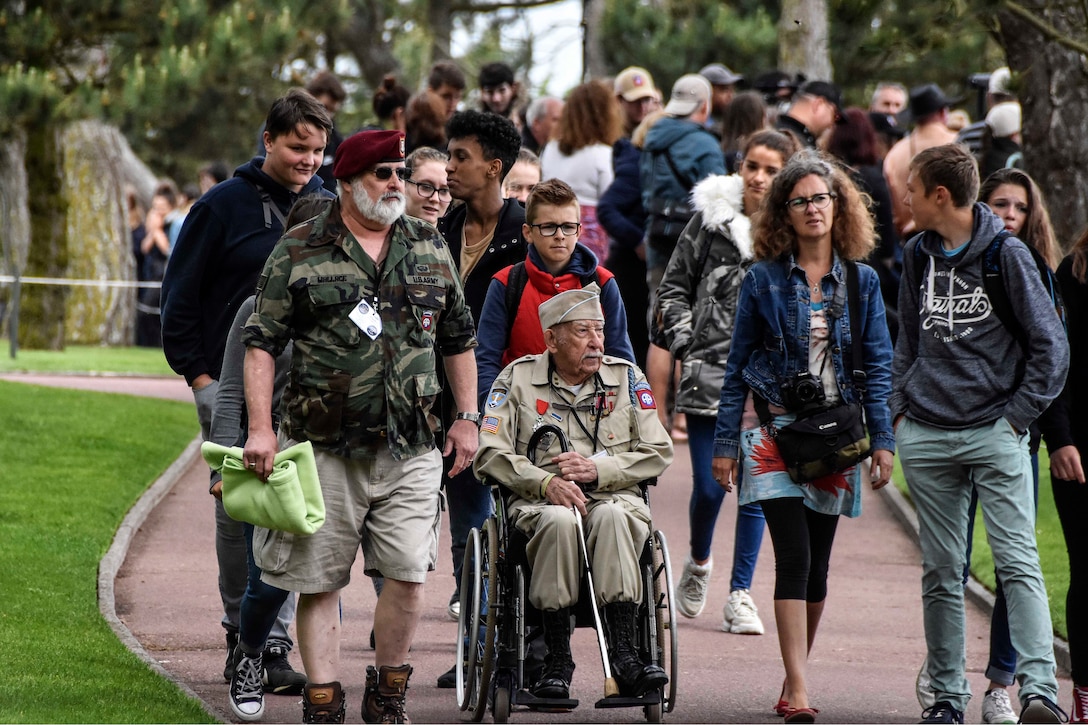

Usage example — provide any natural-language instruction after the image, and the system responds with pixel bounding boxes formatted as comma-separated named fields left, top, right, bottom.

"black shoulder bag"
left=753, top=262, right=872, bottom=483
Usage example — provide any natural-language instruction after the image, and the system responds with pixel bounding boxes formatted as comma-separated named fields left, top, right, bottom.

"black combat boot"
left=531, top=608, right=576, bottom=699
left=604, top=601, right=668, bottom=697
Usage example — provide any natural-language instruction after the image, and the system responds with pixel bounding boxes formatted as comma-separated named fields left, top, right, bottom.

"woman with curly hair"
left=711, top=151, right=895, bottom=723
left=540, top=80, right=624, bottom=260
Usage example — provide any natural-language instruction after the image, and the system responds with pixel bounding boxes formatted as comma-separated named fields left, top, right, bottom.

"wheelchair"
left=455, top=425, right=678, bottom=723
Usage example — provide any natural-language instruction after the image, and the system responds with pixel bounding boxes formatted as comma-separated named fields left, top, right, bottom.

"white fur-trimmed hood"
left=690, top=174, right=753, bottom=260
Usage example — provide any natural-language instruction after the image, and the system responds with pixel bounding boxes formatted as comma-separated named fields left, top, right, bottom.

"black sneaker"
left=1018, top=694, right=1067, bottom=724
left=229, top=650, right=266, bottom=722
left=436, top=664, right=456, bottom=689
left=921, top=701, right=965, bottom=724
left=224, top=630, right=239, bottom=682
left=262, top=643, right=307, bottom=695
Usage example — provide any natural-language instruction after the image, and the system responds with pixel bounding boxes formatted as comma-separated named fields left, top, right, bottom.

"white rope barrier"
left=0, top=275, right=161, bottom=289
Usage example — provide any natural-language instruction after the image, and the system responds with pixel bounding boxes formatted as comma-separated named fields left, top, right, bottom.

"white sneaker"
left=981, top=688, right=1017, bottom=724
left=674, top=556, right=712, bottom=618
left=722, top=588, right=764, bottom=634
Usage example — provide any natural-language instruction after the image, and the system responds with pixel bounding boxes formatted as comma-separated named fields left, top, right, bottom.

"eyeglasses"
left=530, top=222, right=581, bottom=237
left=785, top=192, right=836, bottom=211
left=405, top=178, right=452, bottom=201
left=369, top=166, right=410, bottom=182
left=566, top=323, right=605, bottom=339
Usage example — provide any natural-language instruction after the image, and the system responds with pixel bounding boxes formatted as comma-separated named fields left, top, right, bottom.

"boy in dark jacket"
left=891, top=144, right=1068, bottom=725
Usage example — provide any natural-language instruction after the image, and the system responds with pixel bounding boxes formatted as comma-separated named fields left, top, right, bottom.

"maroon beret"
left=332, top=130, right=406, bottom=180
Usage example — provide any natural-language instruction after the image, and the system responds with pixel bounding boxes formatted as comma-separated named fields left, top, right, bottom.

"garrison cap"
left=539, top=284, right=605, bottom=331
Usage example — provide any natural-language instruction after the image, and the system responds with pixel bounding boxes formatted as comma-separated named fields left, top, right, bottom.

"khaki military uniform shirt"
left=474, top=352, right=673, bottom=501
left=243, top=201, right=477, bottom=461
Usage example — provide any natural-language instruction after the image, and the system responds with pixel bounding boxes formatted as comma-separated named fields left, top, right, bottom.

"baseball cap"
left=700, top=63, right=743, bottom=87
left=908, top=83, right=963, bottom=119
left=799, top=80, right=846, bottom=123
left=614, top=66, right=657, bottom=102
left=664, top=74, right=711, bottom=117
left=986, top=101, right=1021, bottom=138
left=988, top=67, right=1012, bottom=96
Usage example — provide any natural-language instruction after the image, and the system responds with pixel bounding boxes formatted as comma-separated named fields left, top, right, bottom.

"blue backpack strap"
left=981, top=230, right=1021, bottom=345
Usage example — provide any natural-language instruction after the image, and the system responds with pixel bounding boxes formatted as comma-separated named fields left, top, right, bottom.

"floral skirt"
left=579, top=205, right=608, bottom=262
left=737, top=395, right=863, bottom=518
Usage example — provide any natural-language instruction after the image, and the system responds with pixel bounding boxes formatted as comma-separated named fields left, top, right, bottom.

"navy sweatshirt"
left=160, top=157, right=330, bottom=385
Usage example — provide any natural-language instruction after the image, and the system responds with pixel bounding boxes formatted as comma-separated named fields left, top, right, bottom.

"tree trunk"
left=583, top=0, right=605, bottom=81
left=778, top=0, right=832, bottom=80
left=998, top=1, right=1088, bottom=247
left=21, top=124, right=68, bottom=350
left=428, top=0, right=454, bottom=62
left=0, top=129, right=30, bottom=341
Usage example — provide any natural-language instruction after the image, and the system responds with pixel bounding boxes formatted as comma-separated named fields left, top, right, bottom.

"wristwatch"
left=454, top=411, right=481, bottom=424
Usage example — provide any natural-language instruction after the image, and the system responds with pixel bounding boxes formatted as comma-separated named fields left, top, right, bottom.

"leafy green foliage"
left=0, top=381, right=206, bottom=722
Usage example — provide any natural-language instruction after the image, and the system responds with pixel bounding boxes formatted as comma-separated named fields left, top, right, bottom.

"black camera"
left=780, top=371, right=826, bottom=410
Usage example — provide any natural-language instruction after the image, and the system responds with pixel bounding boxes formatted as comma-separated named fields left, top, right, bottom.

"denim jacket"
left=712, top=254, right=895, bottom=459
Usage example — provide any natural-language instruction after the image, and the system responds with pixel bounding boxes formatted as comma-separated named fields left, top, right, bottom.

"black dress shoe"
left=436, top=664, right=457, bottom=689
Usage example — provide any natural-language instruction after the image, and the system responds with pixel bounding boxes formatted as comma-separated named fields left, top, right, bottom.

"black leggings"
left=760, top=497, right=840, bottom=602
left=1053, top=475, right=1088, bottom=684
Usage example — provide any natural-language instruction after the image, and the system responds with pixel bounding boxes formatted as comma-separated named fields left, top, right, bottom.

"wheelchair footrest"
left=594, top=691, right=661, bottom=709
left=514, top=690, right=579, bottom=711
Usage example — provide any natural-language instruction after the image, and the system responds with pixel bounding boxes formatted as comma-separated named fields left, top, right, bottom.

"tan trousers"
left=510, top=493, right=651, bottom=611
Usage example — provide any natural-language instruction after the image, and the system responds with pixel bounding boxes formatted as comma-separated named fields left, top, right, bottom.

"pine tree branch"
left=1003, top=0, right=1088, bottom=55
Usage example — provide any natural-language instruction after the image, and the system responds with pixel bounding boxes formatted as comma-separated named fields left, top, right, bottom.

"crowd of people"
left=148, top=56, right=1084, bottom=725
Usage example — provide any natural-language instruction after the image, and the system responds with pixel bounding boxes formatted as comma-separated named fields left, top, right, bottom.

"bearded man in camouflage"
left=241, top=130, right=479, bottom=724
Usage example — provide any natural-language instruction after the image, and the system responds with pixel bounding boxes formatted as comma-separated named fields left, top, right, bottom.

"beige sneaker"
left=674, top=556, right=712, bottom=618
left=722, top=589, right=764, bottom=635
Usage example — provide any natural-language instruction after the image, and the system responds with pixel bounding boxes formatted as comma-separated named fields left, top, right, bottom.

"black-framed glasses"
left=530, top=222, right=581, bottom=237
left=405, top=178, right=452, bottom=201
left=785, top=192, right=836, bottom=211
left=369, top=166, right=410, bottom=182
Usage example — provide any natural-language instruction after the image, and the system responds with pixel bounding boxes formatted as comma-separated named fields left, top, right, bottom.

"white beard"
left=350, top=180, right=406, bottom=226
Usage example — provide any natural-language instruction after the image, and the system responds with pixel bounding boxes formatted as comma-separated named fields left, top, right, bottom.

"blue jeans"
left=687, top=414, right=765, bottom=591
left=899, top=417, right=1058, bottom=712
left=238, top=523, right=295, bottom=652
left=963, top=453, right=1040, bottom=687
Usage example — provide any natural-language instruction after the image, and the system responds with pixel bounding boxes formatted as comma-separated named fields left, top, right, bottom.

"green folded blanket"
left=201, top=440, right=325, bottom=535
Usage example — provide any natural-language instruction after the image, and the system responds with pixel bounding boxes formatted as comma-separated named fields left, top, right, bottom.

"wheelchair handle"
left=525, top=423, right=570, bottom=464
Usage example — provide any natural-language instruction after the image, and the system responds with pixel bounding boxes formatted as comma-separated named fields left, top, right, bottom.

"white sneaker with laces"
left=229, top=651, right=266, bottom=722
left=981, top=688, right=1017, bottom=724
left=674, top=556, right=712, bottom=618
left=722, top=588, right=765, bottom=635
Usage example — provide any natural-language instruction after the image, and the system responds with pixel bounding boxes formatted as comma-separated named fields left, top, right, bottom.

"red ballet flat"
left=783, top=706, right=819, bottom=723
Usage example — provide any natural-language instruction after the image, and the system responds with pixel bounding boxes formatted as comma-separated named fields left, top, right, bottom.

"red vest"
left=495, top=258, right=615, bottom=367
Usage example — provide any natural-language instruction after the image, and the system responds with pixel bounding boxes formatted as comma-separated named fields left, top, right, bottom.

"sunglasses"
left=369, top=166, right=410, bottom=182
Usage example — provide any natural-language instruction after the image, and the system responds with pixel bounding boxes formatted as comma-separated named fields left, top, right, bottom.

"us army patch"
left=408, top=275, right=441, bottom=286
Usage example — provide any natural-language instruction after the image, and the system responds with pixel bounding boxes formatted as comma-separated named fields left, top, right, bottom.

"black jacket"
left=160, top=157, right=330, bottom=384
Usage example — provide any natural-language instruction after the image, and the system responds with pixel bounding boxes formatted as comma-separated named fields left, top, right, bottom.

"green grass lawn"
left=892, top=449, right=1071, bottom=640
left=0, top=380, right=210, bottom=723
left=0, top=345, right=175, bottom=376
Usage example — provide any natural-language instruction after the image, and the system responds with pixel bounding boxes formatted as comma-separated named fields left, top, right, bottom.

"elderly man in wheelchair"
left=474, top=287, right=673, bottom=702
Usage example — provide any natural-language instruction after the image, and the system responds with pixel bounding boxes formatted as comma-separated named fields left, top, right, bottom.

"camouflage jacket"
left=242, top=200, right=477, bottom=460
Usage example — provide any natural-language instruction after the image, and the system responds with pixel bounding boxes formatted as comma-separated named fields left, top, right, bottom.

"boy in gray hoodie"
left=891, top=143, right=1068, bottom=724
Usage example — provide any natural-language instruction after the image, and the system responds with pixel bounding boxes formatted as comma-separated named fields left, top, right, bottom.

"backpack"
left=910, top=230, right=1066, bottom=347
left=503, top=262, right=600, bottom=341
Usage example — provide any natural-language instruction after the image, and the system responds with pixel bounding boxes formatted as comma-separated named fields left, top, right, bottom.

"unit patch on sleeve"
left=487, top=389, right=508, bottom=408
left=637, top=389, right=657, bottom=410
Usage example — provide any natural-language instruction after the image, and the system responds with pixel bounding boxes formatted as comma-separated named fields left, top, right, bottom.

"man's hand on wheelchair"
left=552, top=451, right=598, bottom=486
left=545, top=476, right=588, bottom=515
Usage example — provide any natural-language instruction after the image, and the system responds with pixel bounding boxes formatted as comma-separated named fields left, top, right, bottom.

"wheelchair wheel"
left=456, top=527, right=483, bottom=711
left=651, top=529, right=678, bottom=714
left=470, top=518, right=500, bottom=722
left=492, top=683, right=511, bottom=723
left=644, top=701, right=663, bottom=723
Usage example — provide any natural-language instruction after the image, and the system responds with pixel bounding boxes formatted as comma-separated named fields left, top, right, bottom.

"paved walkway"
left=3, top=372, right=1072, bottom=723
